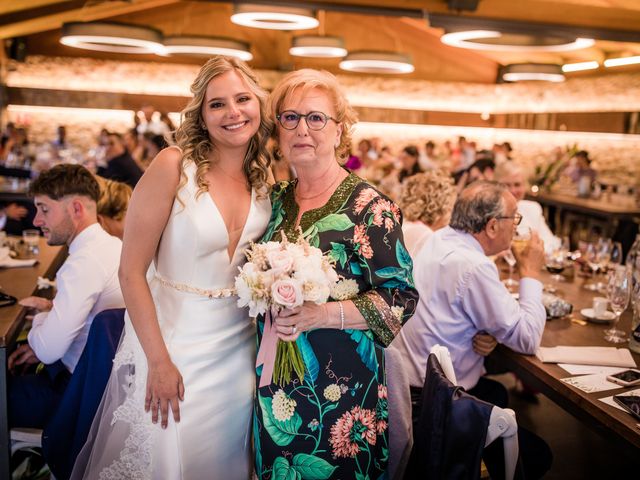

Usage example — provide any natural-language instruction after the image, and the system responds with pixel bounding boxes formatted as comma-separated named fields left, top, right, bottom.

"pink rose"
left=271, top=278, right=304, bottom=309
left=267, top=249, right=294, bottom=275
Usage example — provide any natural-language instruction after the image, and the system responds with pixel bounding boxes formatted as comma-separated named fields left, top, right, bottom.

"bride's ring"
left=291, top=325, right=297, bottom=335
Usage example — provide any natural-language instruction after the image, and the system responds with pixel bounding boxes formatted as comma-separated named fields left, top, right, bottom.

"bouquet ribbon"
left=256, top=311, right=279, bottom=388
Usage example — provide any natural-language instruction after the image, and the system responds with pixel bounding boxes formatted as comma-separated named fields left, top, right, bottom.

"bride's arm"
left=119, top=146, right=183, bottom=429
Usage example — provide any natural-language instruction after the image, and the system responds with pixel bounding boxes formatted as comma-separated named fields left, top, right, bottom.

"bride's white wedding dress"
left=72, top=161, right=271, bottom=479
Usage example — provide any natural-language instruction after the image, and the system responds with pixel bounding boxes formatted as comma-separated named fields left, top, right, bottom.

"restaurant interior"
left=2, top=1, right=640, bottom=479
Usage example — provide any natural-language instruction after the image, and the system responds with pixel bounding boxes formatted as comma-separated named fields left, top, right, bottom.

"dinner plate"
left=580, top=308, right=616, bottom=324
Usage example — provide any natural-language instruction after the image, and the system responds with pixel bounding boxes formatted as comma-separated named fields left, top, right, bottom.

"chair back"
left=42, top=308, right=125, bottom=480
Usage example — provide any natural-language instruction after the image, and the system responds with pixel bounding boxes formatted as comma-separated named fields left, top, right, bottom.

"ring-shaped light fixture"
left=231, top=4, right=318, bottom=30
left=290, top=36, right=347, bottom=58
left=163, top=36, right=253, bottom=61
left=340, top=51, right=414, bottom=74
left=604, top=55, right=640, bottom=68
left=501, top=63, right=565, bottom=82
left=60, top=22, right=164, bottom=54
left=441, top=30, right=595, bottom=52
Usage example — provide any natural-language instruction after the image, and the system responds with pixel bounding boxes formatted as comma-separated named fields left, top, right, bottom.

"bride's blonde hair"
left=174, top=56, right=273, bottom=197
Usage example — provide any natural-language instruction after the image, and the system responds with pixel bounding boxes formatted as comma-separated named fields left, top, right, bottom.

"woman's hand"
left=472, top=332, right=498, bottom=357
left=274, top=302, right=329, bottom=342
left=145, top=359, right=185, bottom=429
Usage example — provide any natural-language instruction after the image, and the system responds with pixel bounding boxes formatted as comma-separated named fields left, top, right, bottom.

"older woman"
left=254, top=69, right=418, bottom=478
left=399, top=170, right=457, bottom=256
left=494, top=161, right=560, bottom=253
left=95, top=176, right=132, bottom=240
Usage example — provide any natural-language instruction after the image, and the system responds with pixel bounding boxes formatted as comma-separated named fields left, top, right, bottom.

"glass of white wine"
left=502, top=249, right=518, bottom=291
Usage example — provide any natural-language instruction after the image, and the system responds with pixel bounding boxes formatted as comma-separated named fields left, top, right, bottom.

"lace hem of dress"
left=99, top=345, right=154, bottom=480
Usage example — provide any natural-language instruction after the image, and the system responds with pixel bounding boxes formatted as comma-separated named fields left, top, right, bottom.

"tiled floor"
left=492, top=374, right=640, bottom=479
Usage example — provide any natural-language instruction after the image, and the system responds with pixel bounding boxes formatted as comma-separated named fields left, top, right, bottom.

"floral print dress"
left=254, top=173, right=418, bottom=480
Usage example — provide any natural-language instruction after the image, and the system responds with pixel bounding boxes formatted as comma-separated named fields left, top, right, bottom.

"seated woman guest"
left=254, top=69, right=418, bottom=479
left=494, top=161, right=560, bottom=253
left=95, top=176, right=132, bottom=240
left=399, top=170, right=457, bottom=257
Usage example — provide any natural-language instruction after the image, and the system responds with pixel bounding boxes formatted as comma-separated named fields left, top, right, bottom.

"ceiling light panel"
left=290, top=36, right=347, bottom=58
left=231, top=4, right=318, bottom=30
left=163, top=36, right=253, bottom=61
left=60, top=22, right=164, bottom=54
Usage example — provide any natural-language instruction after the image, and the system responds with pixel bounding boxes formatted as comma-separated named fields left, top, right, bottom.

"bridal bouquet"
left=235, top=232, right=340, bottom=386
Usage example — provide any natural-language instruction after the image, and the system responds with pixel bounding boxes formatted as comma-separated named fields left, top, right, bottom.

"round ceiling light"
left=441, top=30, right=595, bottom=52
left=501, top=63, right=565, bottom=82
left=231, top=4, right=318, bottom=30
left=60, top=22, right=164, bottom=54
left=290, top=36, right=347, bottom=58
left=339, top=51, right=414, bottom=74
left=163, top=36, right=253, bottom=61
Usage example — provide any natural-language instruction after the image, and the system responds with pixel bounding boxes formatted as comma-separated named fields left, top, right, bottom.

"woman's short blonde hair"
left=95, top=176, right=132, bottom=221
left=268, top=68, right=357, bottom=161
left=400, top=170, right=457, bottom=226
left=494, top=161, right=526, bottom=182
left=173, top=56, right=273, bottom=197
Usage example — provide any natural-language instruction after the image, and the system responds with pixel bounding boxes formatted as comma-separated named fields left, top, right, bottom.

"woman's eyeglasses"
left=276, top=111, right=337, bottom=131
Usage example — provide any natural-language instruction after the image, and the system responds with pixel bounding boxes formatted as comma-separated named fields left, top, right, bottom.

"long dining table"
left=0, top=237, right=66, bottom=478
left=491, top=266, right=640, bottom=458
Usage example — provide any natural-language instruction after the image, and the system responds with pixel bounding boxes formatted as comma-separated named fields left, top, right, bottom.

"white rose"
left=267, top=249, right=294, bottom=275
left=271, top=278, right=304, bottom=310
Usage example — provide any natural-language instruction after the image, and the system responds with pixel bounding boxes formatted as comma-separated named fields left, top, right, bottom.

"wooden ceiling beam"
left=0, top=1, right=73, bottom=17
left=0, top=0, right=181, bottom=40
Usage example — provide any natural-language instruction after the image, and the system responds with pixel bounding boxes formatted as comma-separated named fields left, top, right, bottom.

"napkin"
left=0, top=247, right=37, bottom=268
left=536, top=346, right=637, bottom=368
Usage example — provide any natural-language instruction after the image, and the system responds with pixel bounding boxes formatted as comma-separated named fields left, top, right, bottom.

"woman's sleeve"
left=350, top=194, right=419, bottom=346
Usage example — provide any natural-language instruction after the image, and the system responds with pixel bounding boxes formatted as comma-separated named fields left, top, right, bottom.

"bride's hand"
left=145, top=359, right=185, bottom=428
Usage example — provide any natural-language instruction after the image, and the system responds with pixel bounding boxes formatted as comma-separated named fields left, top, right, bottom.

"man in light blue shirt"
left=395, top=180, right=545, bottom=391
left=393, top=180, right=551, bottom=478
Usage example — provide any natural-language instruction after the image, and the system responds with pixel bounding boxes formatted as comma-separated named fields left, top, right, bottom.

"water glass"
left=604, top=265, right=631, bottom=343
left=22, top=229, right=40, bottom=257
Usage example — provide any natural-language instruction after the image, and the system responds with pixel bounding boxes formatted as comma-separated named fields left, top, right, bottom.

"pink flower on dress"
left=354, top=188, right=379, bottom=215
left=376, top=419, right=388, bottom=434
left=377, top=385, right=387, bottom=399
left=329, top=406, right=377, bottom=458
left=353, top=224, right=373, bottom=259
left=371, top=199, right=401, bottom=233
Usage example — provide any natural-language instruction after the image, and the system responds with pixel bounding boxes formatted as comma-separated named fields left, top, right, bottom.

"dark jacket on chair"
left=406, top=353, right=493, bottom=480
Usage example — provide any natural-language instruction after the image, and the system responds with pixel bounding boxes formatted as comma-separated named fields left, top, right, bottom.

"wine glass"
left=502, top=250, right=518, bottom=291
left=584, top=238, right=612, bottom=291
left=604, top=265, right=631, bottom=343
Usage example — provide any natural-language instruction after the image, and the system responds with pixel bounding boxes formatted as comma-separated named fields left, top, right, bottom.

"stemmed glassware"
left=584, top=238, right=612, bottom=291
left=546, top=236, right=571, bottom=284
left=604, top=265, right=631, bottom=343
left=502, top=250, right=518, bottom=291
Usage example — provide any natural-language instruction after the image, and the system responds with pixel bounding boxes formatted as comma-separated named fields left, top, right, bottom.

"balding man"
left=393, top=180, right=551, bottom=478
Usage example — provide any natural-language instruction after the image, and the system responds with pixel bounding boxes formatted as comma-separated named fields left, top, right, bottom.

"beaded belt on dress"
left=154, top=273, right=236, bottom=299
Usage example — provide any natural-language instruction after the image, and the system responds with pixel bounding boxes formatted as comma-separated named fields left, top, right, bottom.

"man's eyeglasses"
left=496, top=213, right=523, bottom=226
left=276, top=111, right=337, bottom=131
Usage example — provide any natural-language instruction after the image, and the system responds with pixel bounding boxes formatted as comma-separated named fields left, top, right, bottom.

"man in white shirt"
left=393, top=180, right=551, bottom=478
left=8, top=164, right=124, bottom=429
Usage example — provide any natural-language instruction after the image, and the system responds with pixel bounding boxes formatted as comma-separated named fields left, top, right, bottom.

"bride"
left=71, top=56, right=272, bottom=479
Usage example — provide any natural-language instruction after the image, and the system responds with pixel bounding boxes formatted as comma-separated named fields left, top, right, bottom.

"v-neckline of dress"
left=206, top=188, right=255, bottom=264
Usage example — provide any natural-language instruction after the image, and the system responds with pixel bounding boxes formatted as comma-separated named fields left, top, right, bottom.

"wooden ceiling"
left=2, top=0, right=640, bottom=83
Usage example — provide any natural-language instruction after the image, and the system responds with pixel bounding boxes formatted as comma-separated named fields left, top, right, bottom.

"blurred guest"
left=399, top=170, right=456, bottom=256
left=123, top=128, right=145, bottom=171
left=397, top=144, right=421, bottom=183
left=95, top=176, right=132, bottom=240
left=467, top=158, right=496, bottom=183
left=0, top=202, right=32, bottom=235
left=565, top=150, right=596, bottom=184
left=392, top=180, right=552, bottom=480
left=136, top=104, right=170, bottom=137
left=51, top=125, right=69, bottom=150
left=356, top=138, right=376, bottom=167
left=455, top=136, right=476, bottom=172
left=418, top=140, right=437, bottom=170
left=97, top=132, right=143, bottom=188
left=344, top=148, right=362, bottom=171
left=8, top=164, right=124, bottom=429
left=494, top=161, right=560, bottom=253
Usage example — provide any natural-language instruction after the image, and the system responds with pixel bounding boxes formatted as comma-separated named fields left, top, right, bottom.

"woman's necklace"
left=296, top=169, right=344, bottom=201
left=212, top=162, right=245, bottom=184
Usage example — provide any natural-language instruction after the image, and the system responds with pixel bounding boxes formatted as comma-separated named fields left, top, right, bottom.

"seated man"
left=8, top=164, right=124, bottom=429
left=97, top=132, right=143, bottom=188
left=393, top=180, right=551, bottom=478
